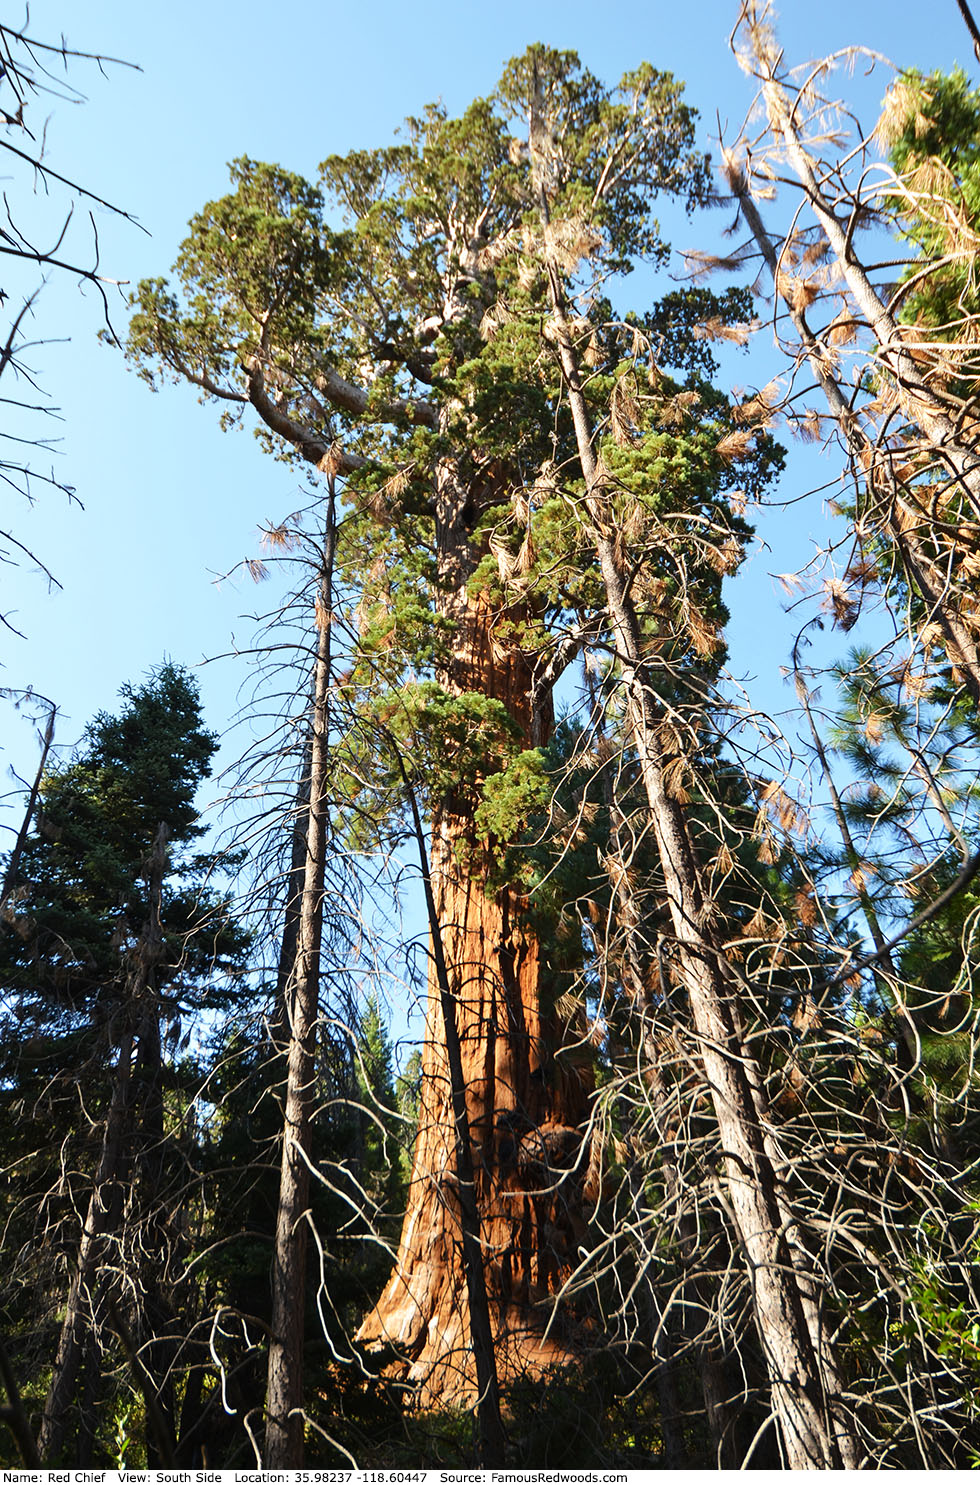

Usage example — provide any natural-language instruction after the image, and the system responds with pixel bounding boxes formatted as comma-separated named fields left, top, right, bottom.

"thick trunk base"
left=358, top=857, right=592, bottom=1405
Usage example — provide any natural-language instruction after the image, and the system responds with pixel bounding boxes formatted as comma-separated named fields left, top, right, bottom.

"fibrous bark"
left=357, top=467, right=592, bottom=1404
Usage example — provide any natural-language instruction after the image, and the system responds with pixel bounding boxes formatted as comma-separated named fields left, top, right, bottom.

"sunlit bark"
left=357, top=465, right=592, bottom=1403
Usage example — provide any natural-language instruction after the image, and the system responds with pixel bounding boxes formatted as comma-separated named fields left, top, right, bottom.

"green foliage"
left=333, top=684, right=524, bottom=856
left=354, top=991, right=406, bottom=1212
left=117, top=50, right=783, bottom=953
left=829, top=647, right=979, bottom=905
left=893, top=1206, right=980, bottom=1464
left=885, top=68, right=980, bottom=334
left=639, top=285, right=756, bottom=378
left=1, top=663, right=246, bottom=1016
left=110, top=42, right=813, bottom=1470
left=475, top=746, right=552, bottom=849
left=395, top=1047, right=422, bottom=1126
left=169, top=998, right=411, bottom=1467
left=0, top=665, right=250, bottom=1467
left=502, top=1359, right=667, bottom=1466
left=125, top=160, right=341, bottom=405
left=495, top=47, right=710, bottom=270
left=822, top=646, right=980, bottom=1109
left=111, top=1400, right=139, bottom=1470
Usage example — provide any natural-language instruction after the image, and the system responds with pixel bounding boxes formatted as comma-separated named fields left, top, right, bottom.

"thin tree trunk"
left=264, top=483, right=336, bottom=1470
left=72, top=1327, right=102, bottom=1469
left=0, top=1332, right=41, bottom=1467
left=271, top=743, right=314, bottom=1046
left=130, top=998, right=180, bottom=1466
left=174, top=1358, right=206, bottom=1464
left=531, top=93, right=856, bottom=1465
left=0, top=702, right=55, bottom=914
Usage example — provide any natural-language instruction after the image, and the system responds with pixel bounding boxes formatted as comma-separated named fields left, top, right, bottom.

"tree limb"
left=0, top=1333, right=41, bottom=1468
left=246, top=361, right=365, bottom=474
left=0, top=699, right=55, bottom=914
left=955, top=0, right=980, bottom=65
left=312, top=365, right=437, bottom=429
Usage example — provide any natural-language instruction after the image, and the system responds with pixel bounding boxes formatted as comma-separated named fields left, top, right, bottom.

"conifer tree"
left=688, top=7, right=980, bottom=1461
left=0, top=664, right=248, bottom=1464
left=121, top=47, right=764, bottom=1414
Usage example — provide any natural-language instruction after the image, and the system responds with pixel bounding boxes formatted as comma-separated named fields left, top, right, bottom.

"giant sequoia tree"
left=3, top=12, right=979, bottom=1470
left=122, top=47, right=777, bottom=1420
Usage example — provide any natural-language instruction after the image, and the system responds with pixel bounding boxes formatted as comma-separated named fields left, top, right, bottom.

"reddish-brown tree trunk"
left=396, top=754, right=507, bottom=1463
left=360, top=845, right=589, bottom=1404
left=358, top=466, right=592, bottom=1404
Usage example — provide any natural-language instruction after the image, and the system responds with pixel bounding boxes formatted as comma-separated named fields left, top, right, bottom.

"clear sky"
left=2, top=0, right=976, bottom=829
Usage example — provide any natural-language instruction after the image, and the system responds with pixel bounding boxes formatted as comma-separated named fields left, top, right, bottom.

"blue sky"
left=2, top=0, right=976, bottom=830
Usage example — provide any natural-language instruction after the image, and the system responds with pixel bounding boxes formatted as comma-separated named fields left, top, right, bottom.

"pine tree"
left=705, top=10, right=980, bottom=1460
left=0, top=663, right=248, bottom=1464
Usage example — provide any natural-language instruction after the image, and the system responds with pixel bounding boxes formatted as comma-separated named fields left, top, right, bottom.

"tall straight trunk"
left=271, top=744, right=314, bottom=1043
left=532, top=114, right=857, bottom=1465
left=627, top=993, right=747, bottom=1466
left=38, top=826, right=168, bottom=1463
left=357, top=462, right=592, bottom=1401
left=72, top=1328, right=102, bottom=1468
left=174, top=1361, right=206, bottom=1465
left=130, top=999, right=179, bottom=1466
left=599, top=769, right=737, bottom=1467
left=263, top=485, right=336, bottom=1470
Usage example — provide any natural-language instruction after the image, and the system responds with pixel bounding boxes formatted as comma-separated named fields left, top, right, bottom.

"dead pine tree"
left=263, top=477, right=337, bottom=1469
left=726, top=1, right=980, bottom=708
left=526, top=62, right=860, bottom=1469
